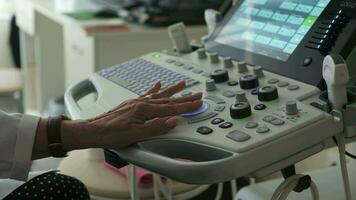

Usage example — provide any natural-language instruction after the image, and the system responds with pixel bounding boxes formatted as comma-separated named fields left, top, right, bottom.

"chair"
left=0, top=68, right=24, bottom=113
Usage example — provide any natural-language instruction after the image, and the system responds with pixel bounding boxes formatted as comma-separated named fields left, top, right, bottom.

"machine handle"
left=64, top=79, right=98, bottom=118
left=114, top=141, right=234, bottom=184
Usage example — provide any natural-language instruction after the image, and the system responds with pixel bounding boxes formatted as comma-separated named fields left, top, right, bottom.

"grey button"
left=227, top=131, right=251, bottom=142
left=202, top=72, right=211, bottom=77
left=183, top=66, right=194, bottom=70
left=270, top=119, right=285, bottom=126
left=205, top=79, right=217, bottom=91
left=256, top=127, right=270, bottom=134
left=223, top=90, right=238, bottom=98
left=286, top=101, right=299, bottom=115
left=197, top=48, right=207, bottom=59
left=245, top=122, right=259, bottom=129
left=209, top=53, right=220, bottom=64
left=237, top=61, right=248, bottom=73
left=166, top=59, right=175, bottom=63
left=235, top=91, right=248, bottom=103
left=181, top=91, right=192, bottom=97
left=268, top=79, right=279, bottom=84
left=277, top=82, right=290, bottom=87
left=215, top=105, right=226, bottom=112
left=175, top=62, right=184, bottom=67
left=287, top=85, right=300, bottom=91
left=223, top=57, right=234, bottom=68
left=253, top=66, right=264, bottom=78
left=205, top=95, right=226, bottom=104
left=263, top=115, right=277, bottom=122
left=192, top=69, right=203, bottom=74
left=188, top=112, right=218, bottom=124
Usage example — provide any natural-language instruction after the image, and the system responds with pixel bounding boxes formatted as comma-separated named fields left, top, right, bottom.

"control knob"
left=235, top=91, right=248, bottom=103
left=211, top=69, right=229, bottom=83
left=239, top=74, right=259, bottom=90
left=285, top=101, right=299, bottom=115
left=209, top=53, right=220, bottom=64
left=197, top=48, right=207, bottom=59
left=237, top=61, right=248, bottom=73
left=230, top=102, right=252, bottom=119
left=223, top=57, right=234, bottom=68
left=205, top=79, right=217, bottom=91
left=253, top=66, right=264, bottom=78
left=258, top=86, right=279, bottom=101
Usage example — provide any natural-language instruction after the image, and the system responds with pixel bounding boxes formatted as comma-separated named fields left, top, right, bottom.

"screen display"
left=214, top=0, right=331, bottom=61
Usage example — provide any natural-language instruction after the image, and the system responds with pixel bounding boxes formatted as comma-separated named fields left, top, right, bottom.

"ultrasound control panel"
left=65, top=0, right=356, bottom=184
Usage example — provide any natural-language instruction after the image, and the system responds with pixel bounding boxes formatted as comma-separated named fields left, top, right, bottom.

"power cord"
left=271, top=174, right=319, bottom=200
left=336, top=135, right=352, bottom=200
left=333, top=136, right=356, bottom=159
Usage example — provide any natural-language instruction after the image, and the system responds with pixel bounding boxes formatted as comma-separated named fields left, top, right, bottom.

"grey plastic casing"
left=64, top=51, right=345, bottom=184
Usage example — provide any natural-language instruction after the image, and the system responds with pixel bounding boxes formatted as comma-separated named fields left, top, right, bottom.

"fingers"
left=152, top=81, right=186, bottom=98
left=144, top=92, right=203, bottom=104
left=141, top=81, right=161, bottom=97
left=139, top=100, right=203, bottom=119
left=134, top=116, right=179, bottom=138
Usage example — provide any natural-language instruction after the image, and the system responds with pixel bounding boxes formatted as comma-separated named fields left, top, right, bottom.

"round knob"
left=211, top=69, right=229, bottom=83
left=239, top=74, right=259, bottom=90
left=253, top=66, right=264, bottom=78
left=285, top=101, right=299, bottom=115
left=235, top=91, right=248, bottom=103
left=230, top=102, right=252, bottom=119
left=209, top=53, right=220, bottom=64
left=223, top=57, right=234, bottom=68
left=197, top=48, right=207, bottom=59
left=258, top=86, right=279, bottom=101
left=237, top=61, right=248, bottom=73
left=205, top=79, right=217, bottom=91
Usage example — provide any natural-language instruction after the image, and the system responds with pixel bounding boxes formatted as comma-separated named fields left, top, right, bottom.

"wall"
left=0, top=0, right=15, bottom=69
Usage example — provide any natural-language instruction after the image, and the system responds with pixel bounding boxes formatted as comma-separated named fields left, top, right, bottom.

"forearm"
left=32, top=119, right=92, bottom=160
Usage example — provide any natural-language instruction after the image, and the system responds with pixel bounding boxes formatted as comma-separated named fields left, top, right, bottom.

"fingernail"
left=166, top=117, right=179, bottom=128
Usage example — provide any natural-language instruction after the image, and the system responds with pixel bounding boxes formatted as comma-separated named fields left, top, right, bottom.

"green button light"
left=152, top=53, right=161, bottom=59
left=304, top=16, right=317, bottom=27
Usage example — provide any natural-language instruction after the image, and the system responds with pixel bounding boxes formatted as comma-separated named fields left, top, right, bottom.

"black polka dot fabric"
left=4, top=171, right=90, bottom=200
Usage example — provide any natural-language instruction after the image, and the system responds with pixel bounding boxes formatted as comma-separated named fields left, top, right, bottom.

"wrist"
left=61, top=120, right=92, bottom=151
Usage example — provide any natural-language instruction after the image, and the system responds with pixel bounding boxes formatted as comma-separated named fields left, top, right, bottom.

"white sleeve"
left=0, top=111, right=40, bottom=181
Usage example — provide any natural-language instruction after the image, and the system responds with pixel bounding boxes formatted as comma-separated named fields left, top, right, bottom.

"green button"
left=304, top=16, right=317, bottom=27
left=152, top=53, right=161, bottom=59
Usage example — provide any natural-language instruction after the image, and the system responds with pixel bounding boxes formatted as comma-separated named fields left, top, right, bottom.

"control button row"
left=227, top=130, right=251, bottom=142
left=214, top=105, right=226, bottom=112
left=205, top=95, right=226, bottom=104
left=188, top=112, right=218, bottom=124
left=197, top=126, right=213, bottom=135
left=165, top=58, right=211, bottom=80
left=245, top=122, right=270, bottom=134
left=267, top=79, right=300, bottom=91
left=262, top=115, right=285, bottom=126
left=211, top=118, right=233, bottom=129
left=212, top=118, right=224, bottom=125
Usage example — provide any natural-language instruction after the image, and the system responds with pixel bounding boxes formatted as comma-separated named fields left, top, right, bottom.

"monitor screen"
left=213, top=0, right=331, bottom=61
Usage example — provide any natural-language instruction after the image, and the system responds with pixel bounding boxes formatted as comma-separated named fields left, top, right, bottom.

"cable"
left=153, top=175, right=161, bottom=200
left=214, top=183, right=224, bottom=200
left=230, top=179, right=237, bottom=198
left=333, top=136, right=356, bottom=159
left=336, top=135, right=352, bottom=200
left=128, top=165, right=141, bottom=200
left=271, top=174, right=319, bottom=200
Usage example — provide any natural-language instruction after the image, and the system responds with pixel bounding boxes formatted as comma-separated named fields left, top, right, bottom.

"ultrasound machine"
left=65, top=0, right=356, bottom=199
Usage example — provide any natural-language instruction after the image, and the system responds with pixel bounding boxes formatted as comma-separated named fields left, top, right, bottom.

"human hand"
left=67, top=81, right=203, bottom=149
